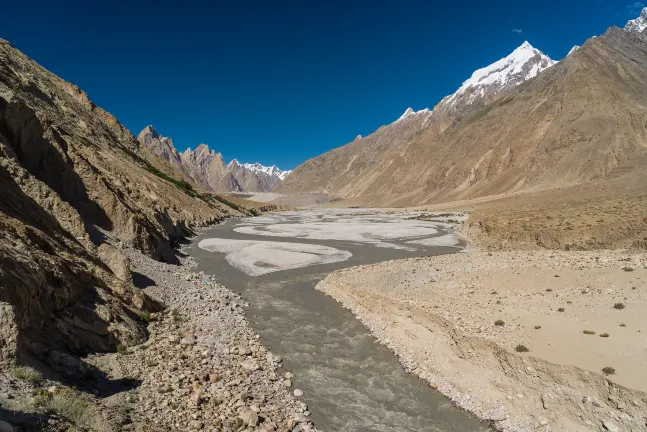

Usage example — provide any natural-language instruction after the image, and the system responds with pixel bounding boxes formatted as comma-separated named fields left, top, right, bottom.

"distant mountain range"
left=280, top=11, right=647, bottom=206
left=138, top=126, right=291, bottom=193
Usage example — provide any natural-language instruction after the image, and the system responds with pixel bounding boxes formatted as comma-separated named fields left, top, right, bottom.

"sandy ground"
left=316, top=250, right=647, bottom=431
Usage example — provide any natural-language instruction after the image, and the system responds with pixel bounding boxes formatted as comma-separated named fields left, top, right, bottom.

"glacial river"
left=189, top=210, right=487, bottom=431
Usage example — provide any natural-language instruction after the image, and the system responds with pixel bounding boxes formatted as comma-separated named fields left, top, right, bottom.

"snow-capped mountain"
left=240, top=162, right=292, bottom=181
left=379, top=41, right=556, bottom=131
left=433, top=41, right=556, bottom=116
left=138, top=126, right=290, bottom=192
left=625, top=7, right=647, bottom=33
left=568, top=45, right=580, bottom=56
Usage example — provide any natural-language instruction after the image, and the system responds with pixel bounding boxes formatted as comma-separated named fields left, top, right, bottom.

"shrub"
left=600, top=333, right=609, bottom=338
left=515, top=344, right=529, bottom=353
left=116, top=344, right=128, bottom=355
left=494, top=320, right=505, bottom=326
left=140, top=312, right=156, bottom=323
left=8, top=366, right=42, bottom=384
left=622, top=267, right=634, bottom=272
left=33, top=388, right=89, bottom=424
left=558, top=308, right=565, bottom=312
left=534, top=326, right=542, bottom=330
left=613, top=303, right=625, bottom=310
left=583, top=330, right=596, bottom=335
left=602, top=367, right=616, bottom=375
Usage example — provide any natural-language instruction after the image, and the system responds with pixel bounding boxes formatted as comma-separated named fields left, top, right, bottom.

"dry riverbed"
left=316, top=249, right=647, bottom=431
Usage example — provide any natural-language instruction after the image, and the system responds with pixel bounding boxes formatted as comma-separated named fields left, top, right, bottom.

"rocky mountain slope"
left=281, top=28, right=647, bottom=207
left=0, top=38, right=242, bottom=379
left=138, top=125, right=290, bottom=193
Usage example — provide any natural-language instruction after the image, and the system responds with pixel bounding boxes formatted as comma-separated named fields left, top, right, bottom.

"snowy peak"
left=395, top=107, right=431, bottom=124
left=626, top=7, right=647, bottom=33
left=568, top=45, right=580, bottom=56
left=434, top=41, right=555, bottom=116
left=241, top=162, right=292, bottom=180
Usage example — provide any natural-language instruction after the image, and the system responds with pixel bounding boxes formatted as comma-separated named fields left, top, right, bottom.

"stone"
left=241, top=359, right=260, bottom=372
left=180, top=337, right=196, bottom=346
left=239, top=409, right=260, bottom=427
left=188, top=420, right=204, bottom=430
left=602, top=421, right=619, bottom=432
left=0, top=420, right=13, bottom=432
left=489, top=409, right=506, bottom=421
left=294, top=389, right=304, bottom=397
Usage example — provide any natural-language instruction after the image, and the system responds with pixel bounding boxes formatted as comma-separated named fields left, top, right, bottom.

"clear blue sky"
left=0, top=0, right=641, bottom=169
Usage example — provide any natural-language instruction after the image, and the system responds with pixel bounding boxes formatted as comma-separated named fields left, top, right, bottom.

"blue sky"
left=0, top=0, right=642, bottom=169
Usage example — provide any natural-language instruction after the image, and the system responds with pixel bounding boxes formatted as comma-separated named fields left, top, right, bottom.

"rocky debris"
left=83, top=238, right=318, bottom=431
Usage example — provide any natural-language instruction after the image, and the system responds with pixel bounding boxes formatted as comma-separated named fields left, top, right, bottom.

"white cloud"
left=628, top=1, right=645, bottom=14
left=511, top=29, right=523, bottom=34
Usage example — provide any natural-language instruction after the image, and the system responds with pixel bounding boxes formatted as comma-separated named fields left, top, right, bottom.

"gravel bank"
left=86, top=239, right=318, bottom=432
left=315, top=250, right=647, bottom=432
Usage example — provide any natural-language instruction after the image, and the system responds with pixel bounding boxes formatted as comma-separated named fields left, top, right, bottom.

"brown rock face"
left=0, top=38, right=239, bottom=370
left=281, top=28, right=647, bottom=206
left=138, top=127, right=289, bottom=192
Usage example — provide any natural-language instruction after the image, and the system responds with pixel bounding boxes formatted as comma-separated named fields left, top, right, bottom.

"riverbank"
left=315, top=250, right=647, bottom=431
left=1, top=231, right=318, bottom=431
left=83, top=240, right=318, bottom=431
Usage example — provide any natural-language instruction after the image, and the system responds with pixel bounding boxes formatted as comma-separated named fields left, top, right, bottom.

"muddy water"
left=189, top=213, right=487, bottom=432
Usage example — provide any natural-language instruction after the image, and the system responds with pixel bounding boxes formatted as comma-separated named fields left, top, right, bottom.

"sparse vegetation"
left=116, top=343, right=128, bottom=355
left=515, top=344, right=529, bottom=353
left=33, top=388, right=90, bottom=424
left=8, top=366, right=42, bottom=384
left=602, top=367, right=616, bottom=376
left=583, top=330, right=596, bottom=335
left=614, top=303, right=625, bottom=310
left=140, top=312, right=156, bottom=323
left=494, top=320, right=505, bottom=326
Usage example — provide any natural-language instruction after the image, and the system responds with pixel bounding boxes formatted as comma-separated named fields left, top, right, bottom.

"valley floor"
left=315, top=249, right=647, bottom=431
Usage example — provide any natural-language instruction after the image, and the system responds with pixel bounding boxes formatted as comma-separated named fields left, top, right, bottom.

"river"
left=189, top=210, right=487, bottom=432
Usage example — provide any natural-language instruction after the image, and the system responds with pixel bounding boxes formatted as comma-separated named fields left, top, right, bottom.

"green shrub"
left=602, top=367, right=616, bottom=375
left=614, top=303, right=625, bottom=310
left=583, top=330, right=596, bottom=335
left=600, top=333, right=610, bottom=338
left=33, top=388, right=89, bottom=423
left=494, top=320, right=505, bottom=327
left=515, top=344, right=529, bottom=353
left=140, top=312, right=156, bottom=323
left=8, top=366, right=42, bottom=384
left=116, top=344, right=128, bottom=355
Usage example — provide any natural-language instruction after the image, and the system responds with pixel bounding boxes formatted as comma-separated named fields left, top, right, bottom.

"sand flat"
left=316, top=250, right=647, bottom=431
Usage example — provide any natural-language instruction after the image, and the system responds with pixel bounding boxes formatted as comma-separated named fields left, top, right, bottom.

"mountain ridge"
left=280, top=27, right=647, bottom=207
left=138, top=126, right=290, bottom=193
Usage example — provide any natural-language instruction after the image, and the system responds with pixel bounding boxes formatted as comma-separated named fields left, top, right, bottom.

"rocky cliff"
left=0, top=38, right=241, bottom=375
